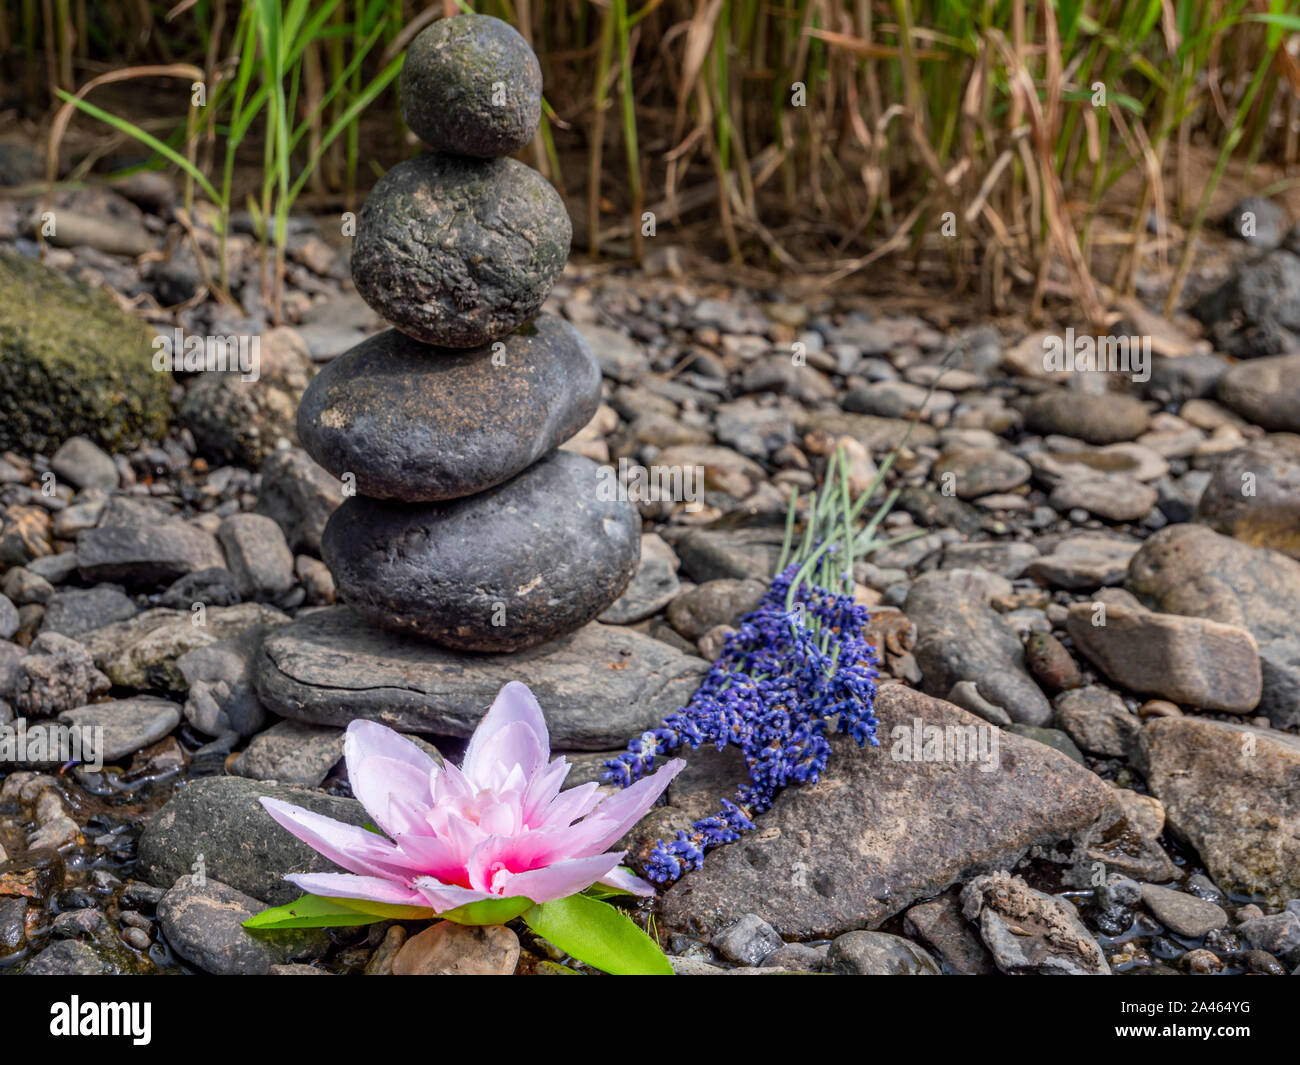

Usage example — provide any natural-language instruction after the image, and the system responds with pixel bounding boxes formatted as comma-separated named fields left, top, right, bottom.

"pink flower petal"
left=259, top=798, right=420, bottom=878
left=462, top=682, right=549, bottom=786
left=392, top=831, right=471, bottom=884
left=571, top=758, right=685, bottom=855
left=597, top=865, right=657, bottom=897
left=412, top=877, right=501, bottom=913
left=284, top=872, right=427, bottom=906
left=344, top=720, right=437, bottom=778
left=349, top=756, right=432, bottom=836
left=501, top=852, right=627, bottom=905
left=464, top=720, right=547, bottom=793
left=535, top=780, right=604, bottom=829
left=520, top=757, right=571, bottom=825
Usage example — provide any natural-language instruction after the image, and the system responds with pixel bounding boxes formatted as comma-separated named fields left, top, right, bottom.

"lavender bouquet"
left=604, top=442, right=925, bottom=884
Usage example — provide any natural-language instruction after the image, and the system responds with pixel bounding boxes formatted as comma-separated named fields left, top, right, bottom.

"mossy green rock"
left=0, top=250, right=170, bottom=453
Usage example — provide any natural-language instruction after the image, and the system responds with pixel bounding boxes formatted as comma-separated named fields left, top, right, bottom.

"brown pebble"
left=1182, top=948, right=1223, bottom=974
left=121, top=926, right=151, bottom=951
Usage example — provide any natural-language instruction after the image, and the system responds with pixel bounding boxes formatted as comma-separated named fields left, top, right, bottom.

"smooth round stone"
left=322, top=451, right=640, bottom=652
left=352, top=154, right=570, bottom=348
left=297, top=315, right=600, bottom=502
left=400, top=14, right=542, bottom=158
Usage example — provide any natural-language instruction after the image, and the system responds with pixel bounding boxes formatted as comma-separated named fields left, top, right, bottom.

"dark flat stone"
left=253, top=605, right=708, bottom=750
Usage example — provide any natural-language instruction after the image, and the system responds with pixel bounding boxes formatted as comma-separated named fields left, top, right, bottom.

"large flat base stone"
left=253, top=606, right=708, bottom=750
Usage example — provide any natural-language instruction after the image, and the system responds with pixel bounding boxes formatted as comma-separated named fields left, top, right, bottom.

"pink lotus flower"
left=260, top=682, right=683, bottom=914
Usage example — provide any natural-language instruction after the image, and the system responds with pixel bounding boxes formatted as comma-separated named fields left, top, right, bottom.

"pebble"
left=392, top=922, right=520, bottom=976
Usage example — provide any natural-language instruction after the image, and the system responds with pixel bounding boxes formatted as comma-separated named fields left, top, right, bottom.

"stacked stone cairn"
left=298, top=14, right=640, bottom=652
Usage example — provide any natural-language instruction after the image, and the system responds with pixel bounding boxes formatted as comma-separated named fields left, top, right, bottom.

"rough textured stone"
left=905, top=569, right=1052, bottom=726
left=12, top=632, right=111, bottom=717
left=218, top=513, right=295, bottom=601
left=1196, top=434, right=1300, bottom=557
left=58, top=696, right=181, bottom=763
left=297, top=315, right=600, bottom=502
left=138, top=776, right=367, bottom=905
left=77, top=520, right=225, bottom=588
left=659, top=685, right=1112, bottom=939
left=158, top=874, right=323, bottom=975
left=79, top=602, right=287, bottom=691
left=255, top=447, right=342, bottom=555
left=400, top=14, right=540, bottom=158
left=1139, top=715, right=1300, bottom=906
left=230, top=720, right=344, bottom=787
left=903, top=892, right=997, bottom=974
left=352, top=154, right=570, bottom=348
left=1126, top=524, right=1300, bottom=727
left=178, top=328, right=314, bottom=468
left=21, top=938, right=113, bottom=975
left=961, top=873, right=1109, bottom=975
left=1053, top=685, right=1139, bottom=757
left=255, top=605, right=707, bottom=750
left=1066, top=600, right=1261, bottom=712
left=0, top=249, right=170, bottom=454
left=322, top=451, right=639, bottom=652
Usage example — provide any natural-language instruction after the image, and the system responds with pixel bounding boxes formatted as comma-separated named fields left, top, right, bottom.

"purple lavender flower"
left=603, top=562, right=879, bottom=883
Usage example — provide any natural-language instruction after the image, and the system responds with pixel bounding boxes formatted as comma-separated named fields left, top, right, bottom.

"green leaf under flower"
left=438, top=896, right=534, bottom=926
left=523, top=894, right=673, bottom=975
left=242, top=893, right=436, bottom=929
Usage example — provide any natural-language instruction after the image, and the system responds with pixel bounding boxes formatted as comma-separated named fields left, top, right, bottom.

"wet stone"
left=710, top=913, right=783, bottom=966
left=21, top=938, right=112, bottom=975
left=961, top=873, right=1109, bottom=975
left=826, top=931, right=940, bottom=975
left=297, top=315, right=600, bottom=502
left=1140, top=884, right=1228, bottom=939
